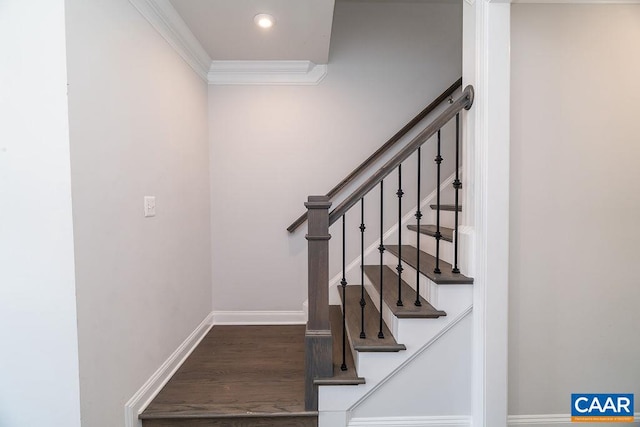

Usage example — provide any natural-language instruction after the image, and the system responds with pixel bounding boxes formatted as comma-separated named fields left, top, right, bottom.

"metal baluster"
left=396, top=165, right=404, bottom=306
left=378, top=180, right=385, bottom=339
left=415, top=148, right=422, bottom=307
left=340, top=215, right=348, bottom=371
left=434, top=130, right=443, bottom=275
left=453, top=114, right=461, bottom=274
left=359, top=198, right=366, bottom=339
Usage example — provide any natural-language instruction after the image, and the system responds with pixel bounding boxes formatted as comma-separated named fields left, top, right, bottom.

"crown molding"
left=129, top=0, right=330, bottom=85
left=128, top=0, right=211, bottom=81
left=208, top=60, right=328, bottom=85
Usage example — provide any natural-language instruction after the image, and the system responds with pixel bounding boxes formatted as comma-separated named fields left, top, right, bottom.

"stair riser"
left=406, top=232, right=455, bottom=265
left=423, top=208, right=458, bottom=230
left=395, top=286, right=472, bottom=347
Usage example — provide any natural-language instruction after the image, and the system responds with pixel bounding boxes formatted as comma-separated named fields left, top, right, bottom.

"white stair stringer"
left=318, top=287, right=473, bottom=426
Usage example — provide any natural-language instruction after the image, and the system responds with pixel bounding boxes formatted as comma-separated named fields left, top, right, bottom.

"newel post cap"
left=304, top=195, right=332, bottom=210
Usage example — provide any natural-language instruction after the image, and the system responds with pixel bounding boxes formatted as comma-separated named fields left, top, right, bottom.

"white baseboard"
left=212, top=310, right=307, bottom=325
left=508, top=413, right=640, bottom=425
left=348, top=415, right=471, bottom=427
left=508, top=415, right=571, bottom=425
left=124, top=312, right=214, bottom=427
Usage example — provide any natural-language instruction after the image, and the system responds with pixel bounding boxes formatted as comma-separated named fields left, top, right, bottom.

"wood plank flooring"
left=140, top=325, right=317, bottom=427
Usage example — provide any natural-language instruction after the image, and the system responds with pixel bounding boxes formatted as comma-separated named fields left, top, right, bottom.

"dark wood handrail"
left=287, top=77, right=463, bottom=233
left=328, top=85, right=474, bottom=226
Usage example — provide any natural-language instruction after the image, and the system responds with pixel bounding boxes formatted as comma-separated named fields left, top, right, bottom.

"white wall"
left=510, top=4, right=640, bottom=416
left=0, top=1, right=82, bottom=426
left=64, top=0, right=212, bottom=425
left=208, top=1, right=462, bottom=312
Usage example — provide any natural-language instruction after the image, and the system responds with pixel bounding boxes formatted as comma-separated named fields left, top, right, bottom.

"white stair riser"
left=396, top=285, right=472, bottom=348
left=421, top=208, right=458, bottom=231
left=405, top=232, right=455, bottom=265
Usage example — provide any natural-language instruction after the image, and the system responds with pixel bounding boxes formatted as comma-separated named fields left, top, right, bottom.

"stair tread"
left=363, top=265, right=446, bottom=318
left=339, top=285, right=406, bottom=352
left=407, top=224, right=454, bottom=242
left=386, top=245, right=473, bottom=285
left=314, top=306, right=365, bottom=385
left=429, top=204, right=461, bottom=212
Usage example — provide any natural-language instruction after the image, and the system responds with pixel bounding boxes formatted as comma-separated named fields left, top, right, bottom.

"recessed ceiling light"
left=254, top=13, right=275, bottom=29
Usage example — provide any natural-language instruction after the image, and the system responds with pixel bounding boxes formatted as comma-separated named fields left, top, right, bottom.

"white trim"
left=124, top=312, right=214, bottom=427
left=129, top=1, right=331, bottom=85
left=127, top=0, right=211, bottom=81
left=328, top=173, right=457, bottom=290
left=211, top=310, right=307, bottom=325
left=349, top=415, right=472, bottom=427
left=349, top=307, right=473, bottom=411
left=465, top=1, right=511, bottom=427
left=208, top=60, right=328, bottom=85
left=507, top=415, right=570, bottom=425
left=508, top=413, right=640, bottom=425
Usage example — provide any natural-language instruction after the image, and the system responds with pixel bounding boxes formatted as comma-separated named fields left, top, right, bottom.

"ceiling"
left=169, top=0, right=336, bottom=64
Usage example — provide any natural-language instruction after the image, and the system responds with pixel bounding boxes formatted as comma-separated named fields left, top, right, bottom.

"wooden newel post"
left=304, top=195, right=333, bottom=411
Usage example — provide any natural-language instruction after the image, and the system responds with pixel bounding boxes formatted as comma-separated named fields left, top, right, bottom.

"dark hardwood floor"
left=140, top=325, right=317, bottom=427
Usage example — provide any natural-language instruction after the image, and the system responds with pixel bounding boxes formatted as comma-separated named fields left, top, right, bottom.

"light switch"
left=144, top=196, right=156, bottom=217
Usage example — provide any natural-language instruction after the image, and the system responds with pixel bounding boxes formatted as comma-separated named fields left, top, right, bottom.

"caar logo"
left=571, top=394, right=634, bottom=423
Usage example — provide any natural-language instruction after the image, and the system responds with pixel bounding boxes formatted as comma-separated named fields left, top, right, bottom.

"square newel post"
left=304, top=195, right=333, bottom=411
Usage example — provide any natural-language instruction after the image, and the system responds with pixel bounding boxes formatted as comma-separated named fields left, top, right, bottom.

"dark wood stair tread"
left=363, top=265, right=446, bottom=318
left=314, top=306, right=365, bottom=386
left=407, top=224, right=454, bottom=242
left=339, top=286, right=406, bottom=352
left=386, top=245, right=473, bottom=285
left=429, top=204, right=461, bottom=212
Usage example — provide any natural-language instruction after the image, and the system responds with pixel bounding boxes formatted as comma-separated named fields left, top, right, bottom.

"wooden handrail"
left=287, top=77, right=463, bottom=233
left=328, top=85, right=474, bottom=226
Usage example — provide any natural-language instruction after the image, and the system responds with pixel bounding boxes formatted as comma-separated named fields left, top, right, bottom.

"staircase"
left=315, top=199, right=474, bottom=425
left=138, top=79, right=475, bottom=427
left=299, top=82, right=475, bottom=423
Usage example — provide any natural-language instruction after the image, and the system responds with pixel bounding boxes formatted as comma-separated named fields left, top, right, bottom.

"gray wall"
left=510, top=4, right=640, bottom=417
left=208, top=1, right=462, bottom=312
left=65, top=0, right=212, bottom=425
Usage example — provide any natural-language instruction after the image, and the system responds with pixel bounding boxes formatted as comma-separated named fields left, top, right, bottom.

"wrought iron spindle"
left=340, top=215, right=348, bottom=371
left=359, top=198, right=366, bottom=339
left=378, top=180, right=385, bottom=339
left=453, top=114, right=461, bottom=274
left=415, top=148, right=422, bottom=307
left=434, top=130, right=443, bottom=275
left=396, top=165, right=404, bottom=306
